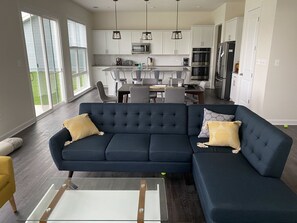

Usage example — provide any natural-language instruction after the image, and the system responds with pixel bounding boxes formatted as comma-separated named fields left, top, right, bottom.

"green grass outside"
left=30, top=72, right=62, bottom=105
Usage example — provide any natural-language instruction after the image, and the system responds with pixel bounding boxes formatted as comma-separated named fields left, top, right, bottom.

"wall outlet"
left=274, top=59, right=280, bottom=66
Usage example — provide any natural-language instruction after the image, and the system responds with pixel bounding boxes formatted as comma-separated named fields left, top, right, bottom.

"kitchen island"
left=102, top=66, right=191, bottom=84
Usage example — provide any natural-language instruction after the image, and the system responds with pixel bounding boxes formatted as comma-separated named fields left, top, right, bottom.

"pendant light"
left=141, top=0, right=152, bottom=40
left=112, top=0, right=121, bottom=39
left=172, top=0, right=182, bottom=39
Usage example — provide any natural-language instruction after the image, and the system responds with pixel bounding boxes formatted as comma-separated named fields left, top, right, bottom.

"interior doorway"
left=21, top=12, right=64, bottom=117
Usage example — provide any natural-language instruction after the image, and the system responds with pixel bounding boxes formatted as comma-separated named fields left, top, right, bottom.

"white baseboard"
left=0, top=118, right=36, bottom=141
left=268, top=119, right=297, bottom=126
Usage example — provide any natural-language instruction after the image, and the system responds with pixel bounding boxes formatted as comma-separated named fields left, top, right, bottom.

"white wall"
left=0, top=0, right=36, bottom=141
left=0, top=0, right=93, bottom=141
left=93, top=11, right=213, bottom=30
left=242, top=0, right=297, bottom=124
left=262, top=0, right=297, bottom=123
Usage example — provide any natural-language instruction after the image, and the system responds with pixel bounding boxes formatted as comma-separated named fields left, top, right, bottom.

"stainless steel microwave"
left=132, top=43, right=150, bottom=54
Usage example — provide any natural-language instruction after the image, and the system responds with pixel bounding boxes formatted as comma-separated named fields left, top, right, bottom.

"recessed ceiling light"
left=150, top=6, right=156, bottom=9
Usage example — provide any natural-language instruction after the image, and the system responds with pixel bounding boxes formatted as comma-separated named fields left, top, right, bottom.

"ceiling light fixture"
left=141, top=0, right=152, bottom=40
left=112, top=0, right=121, bottom=39
left=172, top=0, right=182, bottom=40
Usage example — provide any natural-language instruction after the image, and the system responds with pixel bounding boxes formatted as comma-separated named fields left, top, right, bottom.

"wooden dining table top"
left=117, top=84, right=205, bottom=104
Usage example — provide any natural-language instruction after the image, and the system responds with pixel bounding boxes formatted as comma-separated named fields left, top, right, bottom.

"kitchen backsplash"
left=93, top=55, right=188, bottom=66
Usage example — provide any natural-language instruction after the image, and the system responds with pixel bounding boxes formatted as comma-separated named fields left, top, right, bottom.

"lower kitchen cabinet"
left=92, top=67, right=108, bottom=86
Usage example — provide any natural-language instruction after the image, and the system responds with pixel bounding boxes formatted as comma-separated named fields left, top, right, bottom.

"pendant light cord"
left=145, top=0, right=148, bottom=32
left=114, top=0, right=118, bottom=31
left=176, top=0, right=179, bottom=31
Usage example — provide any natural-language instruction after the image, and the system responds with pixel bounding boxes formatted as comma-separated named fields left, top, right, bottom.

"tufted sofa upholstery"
left=49, top=103, right=297, bottom=223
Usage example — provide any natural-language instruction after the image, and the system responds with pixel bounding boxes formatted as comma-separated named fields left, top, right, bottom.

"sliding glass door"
left=22, top=12, right=64, bottom=116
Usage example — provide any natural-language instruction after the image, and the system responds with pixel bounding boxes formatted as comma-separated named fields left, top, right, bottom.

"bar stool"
left=110, top=69, right=127, bottom=95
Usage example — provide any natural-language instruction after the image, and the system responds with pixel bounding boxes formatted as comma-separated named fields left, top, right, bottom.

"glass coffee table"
left=18, top=178, right=168, bottom=223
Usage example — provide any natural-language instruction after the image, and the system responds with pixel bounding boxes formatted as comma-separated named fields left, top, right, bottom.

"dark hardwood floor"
left=1, top=89, right=296, bottom=223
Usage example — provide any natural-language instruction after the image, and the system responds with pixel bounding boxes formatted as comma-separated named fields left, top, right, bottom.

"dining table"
left=117, top=84, right=205, bottom=104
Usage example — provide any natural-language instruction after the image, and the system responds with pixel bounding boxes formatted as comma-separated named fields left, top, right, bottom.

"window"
left=67, top=20, right=89, bottom=95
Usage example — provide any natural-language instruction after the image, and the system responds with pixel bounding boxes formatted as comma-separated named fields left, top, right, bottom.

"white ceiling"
left=72, top=0, right=245, bottom=12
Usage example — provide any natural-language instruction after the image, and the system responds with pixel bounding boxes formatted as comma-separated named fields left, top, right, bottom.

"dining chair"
left=0, top=156, right=17, bottom=213
left=96, top=81, right=117, bottom=103
left=165, top=87, right=185, bottom=103
left=142, top=78, right=158, bottom=103
left=130, top=86, right=150, bottom=103
left=198, top=81, right=206, bottom=89
left=169, top=78, right=184, bottom=86
left=110, top=69, right=127, bottom=95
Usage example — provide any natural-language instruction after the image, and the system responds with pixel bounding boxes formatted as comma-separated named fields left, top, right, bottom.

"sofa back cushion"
left=79, top=103, right=187, bottom=135
left=235, top=106, right=292, bottom=178
left=188, top=105, right=238, bottom=136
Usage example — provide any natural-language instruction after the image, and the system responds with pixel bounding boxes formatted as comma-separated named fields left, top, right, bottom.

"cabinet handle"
left=239, top=73, right=243, bottom=76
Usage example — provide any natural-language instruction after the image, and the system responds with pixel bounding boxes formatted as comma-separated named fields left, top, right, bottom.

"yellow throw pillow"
left=207, top=121, right=242, bottom=151
left=63, top=114, right=103, bottom=142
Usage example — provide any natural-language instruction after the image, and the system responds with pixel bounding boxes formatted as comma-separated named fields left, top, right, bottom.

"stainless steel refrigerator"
left=214, top=41, right=236, bottom=100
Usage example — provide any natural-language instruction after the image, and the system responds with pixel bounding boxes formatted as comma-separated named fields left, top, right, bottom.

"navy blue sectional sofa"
left=49, top=103, right=297, bottom=222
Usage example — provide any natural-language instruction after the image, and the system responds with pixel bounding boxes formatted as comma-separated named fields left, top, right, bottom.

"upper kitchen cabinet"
left=131, top=31, right=163, bottom=54
left=131, top=31, right=149, bottom=43
left=175, top=30, right=191, bottom=55
left=191, top=25, right=214, bottom=48
left=105, top=31, right=120, bottom=54
left=119, top=31, right=132, bottom=54
left=163, top=31, right=191, bottom=55
left=150, top=31, right=163, bottom=54
left=93, top=30, right=119, bottom=55
left=224, top=17, right=243, bottom=42
left=162, top=31, right=176, bottom=55
left=93, top=30, right=106, bottom=54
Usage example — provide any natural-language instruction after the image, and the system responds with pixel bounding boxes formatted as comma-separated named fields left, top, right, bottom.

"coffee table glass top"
left=18, top=177, right=167, bottom=222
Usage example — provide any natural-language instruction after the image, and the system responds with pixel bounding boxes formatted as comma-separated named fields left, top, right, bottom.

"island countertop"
left=102, top=66, right=190, bottom=72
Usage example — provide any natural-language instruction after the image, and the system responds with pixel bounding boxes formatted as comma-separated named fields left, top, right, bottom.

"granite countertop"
left=102, top=66, right=190, bottom=72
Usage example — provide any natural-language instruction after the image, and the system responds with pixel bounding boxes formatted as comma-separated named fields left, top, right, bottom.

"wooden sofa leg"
left=9, top=195, right=17, bottom=213
left=68, top=171, right=74, bottom=178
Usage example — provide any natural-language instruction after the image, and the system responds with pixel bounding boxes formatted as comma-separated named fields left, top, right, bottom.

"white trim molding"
left=268, top=119, right=297, bottom=126
left=0, top=118, right=36, bottom=142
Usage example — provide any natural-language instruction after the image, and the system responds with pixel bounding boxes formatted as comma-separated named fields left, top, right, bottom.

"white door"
left=238, top=8, right=260, bottom=106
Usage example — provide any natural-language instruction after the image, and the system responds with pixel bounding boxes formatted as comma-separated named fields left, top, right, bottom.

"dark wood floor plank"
left=0, top=89, right=296, bottom=223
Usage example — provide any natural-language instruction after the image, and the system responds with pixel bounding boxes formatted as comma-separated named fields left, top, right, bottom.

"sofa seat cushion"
left=0, top=175, right=9, bottom=190
left=192, top=153, right=297, bottom=222
left=149, top=134, right=192, bottom=162
left=62, top=134, right=113, bottom=161
left=189, top=136, right=232, bottom=153
left=106, top=134, right=149, bottom=161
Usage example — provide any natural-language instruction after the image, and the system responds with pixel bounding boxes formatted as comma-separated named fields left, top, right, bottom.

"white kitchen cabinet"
left=150, top=31, right=163, bottom=54
left=119, top=31, right=132, bottom=54
left=191, top=25, right=214, bottom=48
left=162, top=31, right=191, bottom=55
left=92, top=66, right=108, bottom=86
left=224, top=17, right=243, bottom=42
left=131, top=31, right=162, bottom=54
left=93, top=30, right=106, bottom=54
left=175, top=30, right=191, bottom=55
left=105, top=31, right=119, bottom=55
left=162, top=31, right=176, bottom=55
left=93, top=29, right=191, bottom=56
